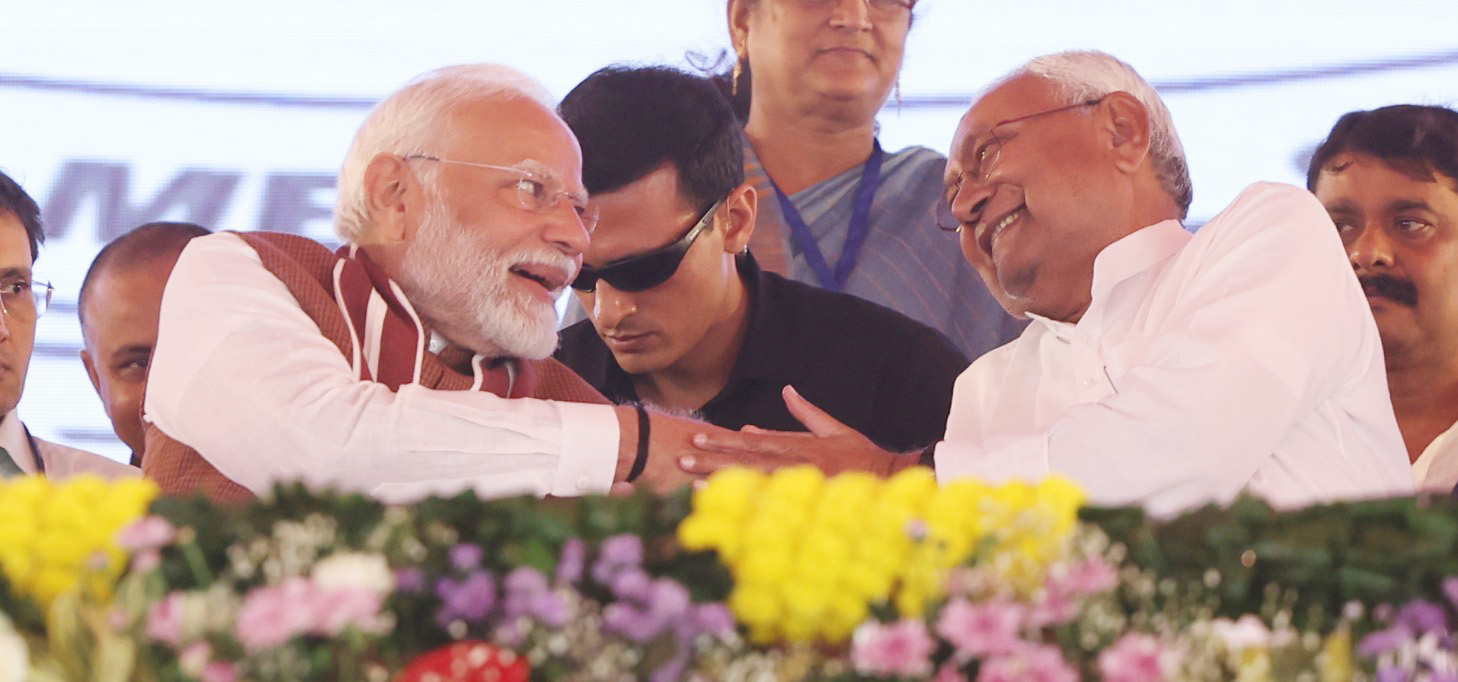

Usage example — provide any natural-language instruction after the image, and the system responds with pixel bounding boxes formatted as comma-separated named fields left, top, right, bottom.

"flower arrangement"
left=4, top=471, right=1458, bottom=680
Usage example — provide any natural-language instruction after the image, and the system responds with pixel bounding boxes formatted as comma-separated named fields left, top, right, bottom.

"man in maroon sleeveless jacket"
left=142, top=64, right=709, bottom=502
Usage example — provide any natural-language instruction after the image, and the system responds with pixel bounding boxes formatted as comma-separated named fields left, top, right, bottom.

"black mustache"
left=1358, top=275, right=1418, bottom=307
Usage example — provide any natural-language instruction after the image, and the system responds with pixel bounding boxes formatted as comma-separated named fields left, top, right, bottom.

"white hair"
left=997, top=50, right=1192, bottom=217
left=333, top=64, right=555, bottom=243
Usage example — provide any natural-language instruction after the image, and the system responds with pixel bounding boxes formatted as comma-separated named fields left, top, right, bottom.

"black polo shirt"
left=555, top=254, right=970, bottom=452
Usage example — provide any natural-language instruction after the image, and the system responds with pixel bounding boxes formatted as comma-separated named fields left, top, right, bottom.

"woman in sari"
left=720, top=0, right=1023, bottom=359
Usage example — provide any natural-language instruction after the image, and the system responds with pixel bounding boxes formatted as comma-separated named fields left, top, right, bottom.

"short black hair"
left=0, top=169, right=45, bottom=262
left=559, top=65, right=744, bottom=214
left=1307, top=104, right=1458, bottom=191
left=78, top=221, right=211, bottom=327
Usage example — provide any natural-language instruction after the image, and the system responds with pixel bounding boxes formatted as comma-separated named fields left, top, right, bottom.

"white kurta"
left=143, top=232, right=619, bottom=503
left=1412, top=421, right=1458, bottom=494
left=934, top=183, right=1413, bottom=517
left=0, top=411, right=137, bottom=479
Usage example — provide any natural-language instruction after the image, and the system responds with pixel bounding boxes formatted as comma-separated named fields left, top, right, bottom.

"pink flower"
left=145, top=592, right=186, bottom=646
left=1097, top=632, right=1177, bottom=682
left=235, top=578, right=320, bottom=652
left=116, top=516, right=177, bottom=551
left=934, top=662, right=971, bottom=682
left=977, top=643, right=1078, bottom=682
left=852, top=619, right=937, bottom=678
left=1060, top=558, right=1119, bottom=596
left=200, top=662, right=237, bottom=682
left=312, top=587, right=387, bottom=636
left=936, top=598, right=1024, bottom=657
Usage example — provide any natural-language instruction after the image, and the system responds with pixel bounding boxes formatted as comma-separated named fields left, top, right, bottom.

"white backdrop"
left=3, top=0, right=1458, bottom=461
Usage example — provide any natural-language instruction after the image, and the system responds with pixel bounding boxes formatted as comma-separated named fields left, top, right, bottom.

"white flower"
left=311, top=552, right=394, bottom=595
left=1211, top=615, right=1273, bottom=654
left=0, top=613, right=28, bottom=682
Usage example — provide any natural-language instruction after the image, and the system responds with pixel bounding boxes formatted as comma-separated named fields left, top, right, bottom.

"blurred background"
left=4, top=0, right=1458, bottom=461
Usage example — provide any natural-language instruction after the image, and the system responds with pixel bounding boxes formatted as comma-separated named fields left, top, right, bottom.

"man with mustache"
left=142, top=64, right=713, bottom=502
left=554, top=65, right=967, bottom=453
left=684, top=50, right=1412, bottom=516
left=1308, top=104, right=1458, bottom=493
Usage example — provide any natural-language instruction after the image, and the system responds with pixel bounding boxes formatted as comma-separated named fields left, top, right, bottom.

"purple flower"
left=1395, top=600, right=1449, bottom=635
left=689, top=603, right=735, bottom=637
left=435, top=571, right=496, bottom=626
left=394, top=568, right=425, bottom=593
left=1097, top=632, right=1174, bottom=682
left=610, top=567, right=652, bottom=602
left=557, top=538, right=586, bottom=585
left=449, top=543, right=484, bottom=571
left=592, top=534, right=644, bottom=584
left=851, top=619, right=936, bottom=678
left=500, top=567, right=569, bottom=627
left=1358, top=626, right=1414, bottom=657
left=1375, top=666, right=1410, bottom=682
left=977, top=643, right=1078, bottom=682
left=936, top=598, right=1024, bottom=657
left=1443, top=577, right=1458, bottom=612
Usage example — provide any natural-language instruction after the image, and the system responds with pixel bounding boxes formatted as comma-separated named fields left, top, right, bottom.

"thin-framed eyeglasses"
left=0, top=276, right=54, bottom=320
left=937, top=95, right=1109, bottom=232
left=570, top=199, right=725, bottom=293
left=403, top=154, right=599, bottom=232
left=798, top=0, right=915, bottom=18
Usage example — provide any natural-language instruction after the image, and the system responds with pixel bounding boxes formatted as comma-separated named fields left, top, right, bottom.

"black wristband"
left=626, top=403, right=651, bottom=483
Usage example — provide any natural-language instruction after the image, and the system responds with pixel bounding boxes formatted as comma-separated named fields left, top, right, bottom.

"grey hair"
left=998, top=50, right=1192, bottom=218
left=333, top=64, right=555, bottom=243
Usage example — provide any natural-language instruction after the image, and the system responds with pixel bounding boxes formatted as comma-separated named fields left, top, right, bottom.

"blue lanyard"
left=771, top=139, right=885, bottom=292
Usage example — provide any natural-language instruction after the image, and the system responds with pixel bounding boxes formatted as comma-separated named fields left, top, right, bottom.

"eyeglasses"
left=798, top=0, right=915, bottom=18
left=0, top=276, right=53, bottom=320
left=403, top=155, right=599, bottom=232
left=570, top=199, right=725, bottom=293
left=937, top=95, right=1108, bottom=232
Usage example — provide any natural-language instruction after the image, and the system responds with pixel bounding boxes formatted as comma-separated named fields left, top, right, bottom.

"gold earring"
left=732, top=45, right=746, bottom=96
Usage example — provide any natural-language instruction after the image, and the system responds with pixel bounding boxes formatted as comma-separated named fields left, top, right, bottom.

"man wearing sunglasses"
left=554, top=65, right=967, bottom=453
left=684, top=51, right=1412, bottom=517
left=141, top=65, right=722, bottom=501
left=0, top=170, right=136, bottom=478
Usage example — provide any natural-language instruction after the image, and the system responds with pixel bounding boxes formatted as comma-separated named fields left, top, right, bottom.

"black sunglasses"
left=571, top=199, right=724, bottom=293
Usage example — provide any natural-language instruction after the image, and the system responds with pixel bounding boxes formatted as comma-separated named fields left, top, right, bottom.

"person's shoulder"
left=34, top=438, right=139, bottom=481
left=1204, top=182, right=1330, bottom=237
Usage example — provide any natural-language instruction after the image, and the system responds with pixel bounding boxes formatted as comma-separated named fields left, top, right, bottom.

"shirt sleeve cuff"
left=548, top=401, right=620, bottom=496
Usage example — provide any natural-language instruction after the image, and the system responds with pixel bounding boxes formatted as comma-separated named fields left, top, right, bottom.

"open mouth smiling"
left=978, top=207, right=1024, bottom=260
left=509, top=263, right=570, bottom=297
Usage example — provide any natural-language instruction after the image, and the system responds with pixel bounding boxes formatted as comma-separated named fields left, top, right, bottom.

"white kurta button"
left=576, top=476, right=591, bottom=490
left=1081, top=378, right=1096, bottom=390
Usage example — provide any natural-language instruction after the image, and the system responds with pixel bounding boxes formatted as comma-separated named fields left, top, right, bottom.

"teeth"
left=992, top=209, right=1021, bottom=237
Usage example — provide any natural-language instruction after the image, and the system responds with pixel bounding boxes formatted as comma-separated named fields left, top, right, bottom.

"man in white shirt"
left=0, top=170, right=135, bottom=479
left=682, top=51, right=1412, bottom=516
left=142, top=64, right=713, bottom=502
left=1308, top=104, right=1458, bottom=494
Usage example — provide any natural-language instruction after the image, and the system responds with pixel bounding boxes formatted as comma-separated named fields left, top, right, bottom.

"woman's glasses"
left=570, top=199, right=724, bottom=293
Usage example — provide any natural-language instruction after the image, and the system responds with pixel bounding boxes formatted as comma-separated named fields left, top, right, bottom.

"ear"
left=362, top=153, right=418, bottom=243
left=1099, top=91, right=1153, bottom=174
left=80, top=349, right=104, bottom=401
left=728, top=0, right=752, bottom=51
left=720, top=183, right=758, bottom=254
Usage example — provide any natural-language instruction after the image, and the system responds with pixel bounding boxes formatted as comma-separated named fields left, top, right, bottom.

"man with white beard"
left=142, top=64, right=713, bottom=502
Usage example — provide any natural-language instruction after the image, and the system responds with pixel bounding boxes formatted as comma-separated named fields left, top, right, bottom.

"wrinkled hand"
left=678, top=385, right=905, bottom=477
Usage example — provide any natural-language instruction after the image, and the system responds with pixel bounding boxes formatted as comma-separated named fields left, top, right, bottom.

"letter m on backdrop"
left=42, top=161, right=240, bottom=242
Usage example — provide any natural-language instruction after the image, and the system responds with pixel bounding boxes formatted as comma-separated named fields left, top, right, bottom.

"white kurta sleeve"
left=935, top=184, right=1408, bottom=515
left=143, top=233, right=619, bottom=502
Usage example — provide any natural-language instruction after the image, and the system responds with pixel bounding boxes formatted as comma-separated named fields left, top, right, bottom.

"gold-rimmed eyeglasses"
left=403, top=155, right=600, bottom=232
left=937, top=95, right=1109, bottom=232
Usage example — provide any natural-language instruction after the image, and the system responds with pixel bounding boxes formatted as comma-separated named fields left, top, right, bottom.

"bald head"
left=79, top=221, right=210, bottom=461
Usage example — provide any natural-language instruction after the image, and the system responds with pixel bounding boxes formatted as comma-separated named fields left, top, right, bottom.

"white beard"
left=395, top=193, right=565, bottom=360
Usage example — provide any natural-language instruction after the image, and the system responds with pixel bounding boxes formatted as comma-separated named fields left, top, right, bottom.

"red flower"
left=396, top=642, right=529, bottom=682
